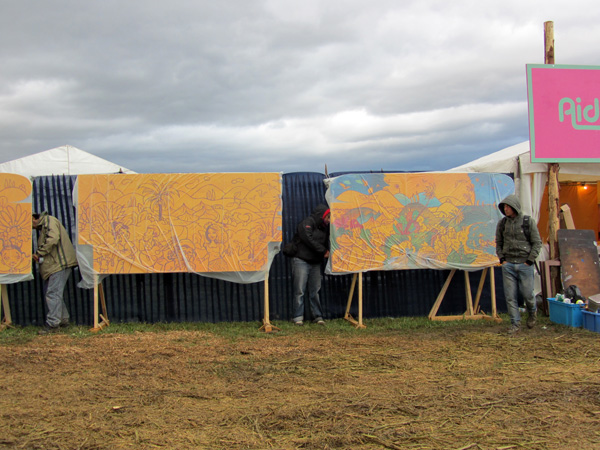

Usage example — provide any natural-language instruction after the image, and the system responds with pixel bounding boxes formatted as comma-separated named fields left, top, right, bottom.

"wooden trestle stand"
left=0, top=284, right=12, bottom=331
left=344, top=272, right=366, bottom=329
left=259, top=275, right=280, bottom=333
left=90, top=276, right=110, bottom=332
left=428, top=267, right=501, bottom=322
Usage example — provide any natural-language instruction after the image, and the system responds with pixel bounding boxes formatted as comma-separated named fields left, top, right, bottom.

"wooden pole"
left=357, top=272, right=365, bottom=328
left=344, top=273, right=357, bottom=318
left=93, top=275, right=99, bottom=329
left=545, top=21, right=561, bottom=295
left=0, top=284, right=12, bottom=329
left=259, top=275, right=279, bottom=333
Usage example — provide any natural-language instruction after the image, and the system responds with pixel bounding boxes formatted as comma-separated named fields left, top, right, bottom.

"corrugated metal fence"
left=5, top=173, right=505, bottom=326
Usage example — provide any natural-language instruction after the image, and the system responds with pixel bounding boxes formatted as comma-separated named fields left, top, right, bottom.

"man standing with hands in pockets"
left=496, top=195, right=542, bottom=334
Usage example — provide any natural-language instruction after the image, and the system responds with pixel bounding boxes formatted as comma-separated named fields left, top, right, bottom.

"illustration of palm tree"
left=141, top=179, right=180, bottom=221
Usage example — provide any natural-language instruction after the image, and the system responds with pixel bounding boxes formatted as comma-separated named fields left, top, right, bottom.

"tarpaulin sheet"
left=75, top=173, right=282, bottom=285
left=0, top=173, right=33, bottom=283
left=325, top=172, right=514, bottom=273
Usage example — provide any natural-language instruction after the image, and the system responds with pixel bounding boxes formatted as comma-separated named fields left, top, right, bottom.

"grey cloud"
left=1, top=1, right=599, bottom=173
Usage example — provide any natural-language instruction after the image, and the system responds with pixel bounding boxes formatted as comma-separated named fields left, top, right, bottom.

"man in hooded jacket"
left=290, top=204, right=330, bottom=326
left=32, top=212, right=78, bottom=334
left=495, top=195, right=542, bottom=334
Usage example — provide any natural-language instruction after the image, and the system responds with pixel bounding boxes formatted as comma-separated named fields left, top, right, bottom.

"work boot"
left=508, top=324, right=520, bottom=335
left=38, top=325, right=59, bottom=335
left=527, top=311, right=537, bottom=329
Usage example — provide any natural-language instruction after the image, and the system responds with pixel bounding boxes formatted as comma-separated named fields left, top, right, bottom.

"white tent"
left=0, top=145, right=135, bottom=178
left=448, top=141, right=600, bottom=223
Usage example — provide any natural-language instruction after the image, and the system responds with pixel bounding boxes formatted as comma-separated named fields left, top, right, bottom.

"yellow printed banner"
left=326, top=173, right=514, bottom=273
left=0, top=173, right=32, bottom=276
left=77, top=173, right=282, bottom=275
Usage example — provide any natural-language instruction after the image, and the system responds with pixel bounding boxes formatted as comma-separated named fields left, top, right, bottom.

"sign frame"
left=527, top=63, right=600, bottom=163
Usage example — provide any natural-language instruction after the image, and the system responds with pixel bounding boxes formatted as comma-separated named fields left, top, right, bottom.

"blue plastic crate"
left=582, top=310, right=600, bottom=333
left=547, top=298, right=584, bottom=328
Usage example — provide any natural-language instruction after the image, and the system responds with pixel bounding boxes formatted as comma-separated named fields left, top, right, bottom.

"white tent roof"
left=449, top=141, right=600, bottom=182
left=448, top=140, right=600, bottom=222
left=0, top=145, right=135, bottom=178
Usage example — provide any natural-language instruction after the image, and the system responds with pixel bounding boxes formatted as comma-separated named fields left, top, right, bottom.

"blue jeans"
left=292, top=257, right=323, bottom=322
left=43, top=268, right=72, bottom=327
left=501, top=262, right=535, bottom=326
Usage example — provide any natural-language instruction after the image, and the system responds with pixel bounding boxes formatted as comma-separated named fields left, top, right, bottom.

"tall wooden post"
left=544, top=21, right=561, bottom=293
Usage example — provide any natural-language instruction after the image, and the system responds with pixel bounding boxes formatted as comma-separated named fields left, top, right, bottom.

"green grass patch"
left=0, top=314, right=523, bottom=345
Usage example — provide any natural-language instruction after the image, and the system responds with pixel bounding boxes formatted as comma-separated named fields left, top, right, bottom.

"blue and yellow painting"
left=326, top=172, right=514, bottom=272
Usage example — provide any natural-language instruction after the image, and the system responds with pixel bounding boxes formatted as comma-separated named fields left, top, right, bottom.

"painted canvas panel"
left=77, top=173, right=282, bottom=275
left=326, top=173, right=514, bottom=273
left=0, top=173, right=32, bottom=276
left=527, top=64, right=600, bottom=162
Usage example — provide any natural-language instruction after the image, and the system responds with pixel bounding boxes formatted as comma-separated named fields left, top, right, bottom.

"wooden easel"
left=0, top=284, right=12, bottom=331
left=344, top=272, right=366, bottom=328
left=259, top=275, right=280, bottom=333
left=90, top=276, right=110, bottom=332
left=428, top=267, right=501, bottom=322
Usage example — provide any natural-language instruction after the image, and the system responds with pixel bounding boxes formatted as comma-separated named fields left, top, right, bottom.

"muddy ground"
left=1, top=318, right=599, bottom=450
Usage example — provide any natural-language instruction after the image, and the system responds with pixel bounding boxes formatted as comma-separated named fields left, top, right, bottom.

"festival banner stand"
left=91, top=276, right=110, bottom=332
left=427, top=267, right=500, bottom=322
left=326, top=172, right=514, bottom=327
left=343, top=272, right=366, bottom=328
left=75, top=173, right=283, bottom=333
left=259, top=274, right=280, bottom=333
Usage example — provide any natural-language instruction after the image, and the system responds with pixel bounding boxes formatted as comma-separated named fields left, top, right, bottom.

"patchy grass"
left=1, top=316, right=599, bottom=449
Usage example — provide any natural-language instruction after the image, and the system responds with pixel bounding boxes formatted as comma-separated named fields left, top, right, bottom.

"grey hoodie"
left=495, top=195, right=542, bottom=265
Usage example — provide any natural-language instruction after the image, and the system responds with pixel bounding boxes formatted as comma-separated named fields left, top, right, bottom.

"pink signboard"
left=527, top=64, right=600, bottom=162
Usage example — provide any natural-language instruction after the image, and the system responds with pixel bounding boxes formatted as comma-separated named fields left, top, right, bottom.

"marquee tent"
left=447, top=141, right=600, bottom=224
left=0, top=145, right=135, bottom=178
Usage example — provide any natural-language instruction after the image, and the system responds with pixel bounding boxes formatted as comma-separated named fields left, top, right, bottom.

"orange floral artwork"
left=77, top=173, right=282, bottom=274
left=0, top=173, right=32, bottom=275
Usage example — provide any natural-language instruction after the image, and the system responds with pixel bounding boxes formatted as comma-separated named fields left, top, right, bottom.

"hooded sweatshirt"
left=292, top=204, right=330, bottom=264
left=495, top=195, right=542, bottom=265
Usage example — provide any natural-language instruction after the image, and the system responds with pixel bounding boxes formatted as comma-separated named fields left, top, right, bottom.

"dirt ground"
left=1, top=319, right=599, bottom=450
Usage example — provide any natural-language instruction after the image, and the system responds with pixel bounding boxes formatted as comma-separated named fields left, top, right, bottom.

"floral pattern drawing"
left=77, top=173, right=282, bottom=274
left=326, top=173, right=514, bottom=273
left=0, top=173, right=32, bottom=275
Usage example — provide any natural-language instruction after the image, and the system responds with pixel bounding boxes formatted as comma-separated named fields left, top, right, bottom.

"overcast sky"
left=1, top=1, right=598, bottom=174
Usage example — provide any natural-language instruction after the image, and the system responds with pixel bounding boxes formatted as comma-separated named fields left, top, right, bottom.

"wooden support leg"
left=0, top=284, right=13, bottom=330
left=472, top=268, right=488, bottom=314
left=430, top=267, right=502, bottom=322
left=90, top=278, right=110, bottom=332
left=464, top=271, right=474, bottom=316
left=98, top=283, right=110, bottom=328
left=356, top=272, right=366, bottom=329
left=428, top=270, right=456, bottom=320
left=490, top=266, right=501, bottom=322
left=344, top=273, right=366, bottom=328
left=260, top=276, right=280, bottom=333
left=344, top=273, right=358, bottom=320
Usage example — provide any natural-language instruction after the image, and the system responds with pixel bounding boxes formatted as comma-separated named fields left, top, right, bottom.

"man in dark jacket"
left=495, top=195, right=542, bottom=334
left=291, top=204, right=330, bottom=326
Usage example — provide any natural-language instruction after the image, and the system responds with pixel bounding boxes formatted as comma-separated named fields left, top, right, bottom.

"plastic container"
left=547, top=298, right=584, bottom=328
left=581, top=310, right=600, bottom=333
